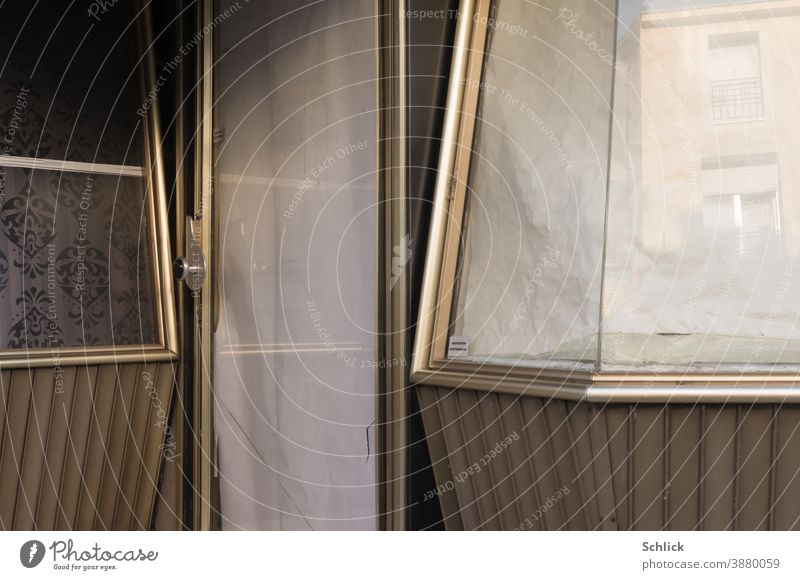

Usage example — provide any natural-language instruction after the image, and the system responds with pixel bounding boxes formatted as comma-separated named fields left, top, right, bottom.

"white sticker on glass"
left=448, top=336, right=469, bottom=358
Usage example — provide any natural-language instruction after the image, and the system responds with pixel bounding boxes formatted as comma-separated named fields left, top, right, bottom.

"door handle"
left=173, top=216, right=206, bottom=293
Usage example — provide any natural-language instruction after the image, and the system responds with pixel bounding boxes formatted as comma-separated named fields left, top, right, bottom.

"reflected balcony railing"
left=711, top=76, right=763, bottom=123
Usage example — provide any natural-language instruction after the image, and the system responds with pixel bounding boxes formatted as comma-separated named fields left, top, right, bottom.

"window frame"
left=410, top=0, right=800, bottom=403
left=0, top=4, right=178, bottom=368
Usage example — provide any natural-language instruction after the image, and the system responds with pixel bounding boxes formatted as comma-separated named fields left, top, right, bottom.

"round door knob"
left=173, top=253, right=206, bottom=292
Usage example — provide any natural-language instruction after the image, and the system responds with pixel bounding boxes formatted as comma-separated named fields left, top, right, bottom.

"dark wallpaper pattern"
left=0, top=167, right=156, bottom=348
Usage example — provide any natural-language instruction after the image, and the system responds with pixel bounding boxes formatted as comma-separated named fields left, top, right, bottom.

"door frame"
left=377, top=0, right=409, bottom=531
left=189, top=0, right=217, bottom=532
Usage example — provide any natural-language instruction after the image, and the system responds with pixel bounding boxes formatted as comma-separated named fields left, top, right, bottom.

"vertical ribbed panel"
left=737, top=405, right=772, bottom=530
left=455, top=391, right=499, bottom=530
left=0, top=370, right=34, bottom=528
left=0, top=362, right=175, bottom=530
left=152, top=404, right=182, bottom=531
left=585, top=405, right=617, bottom=530
left=602, top=404, right=632, bottom=529
left=131, top=362, right=175, bottom=528
left=773, top=406, right=800, bottom=530
left=666, top=406, right=701, bottom=530
left=436, top=389, right=481, bottom=530
left=55, top=366, right=99, bottom=530
left=75, top=364, right=118, bottom=530
left=114, top=363, right=156, bottom=530
left=417, top=387, right=464, bottom=530
left=475, top=391, right=518, bottom=529
left=36, top=366, right=79, bottom=529
left=520, top=396, right=566, bottom=529
left=630, top=406, right=665, bottom=530
left=0, top=370, right=10, bottom=527
left=94, top=364, right=140, bottom=529
left=567, top=403, right=602, bottom=529
left=417, top=386, right=800, bottom=530
left=498, top=394, right=537, bottom=530
left=701, top=406, right=736, bottom=530
left=14, top=369, right=57, bottom=529
left=544, top=400, right=583, bottom=529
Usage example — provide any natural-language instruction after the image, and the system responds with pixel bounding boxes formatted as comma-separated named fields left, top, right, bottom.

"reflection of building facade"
left=604, top=0, right=800, bottom=356
left=638, top=0, right=800, bottom=253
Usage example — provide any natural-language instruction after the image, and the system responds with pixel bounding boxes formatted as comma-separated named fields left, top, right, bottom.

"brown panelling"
left=773, top=406, right=800, bottom=530
left=94, top=364, right=141, bottom=529
left=14, top=368, right=57, bottom=528
left=151, top=390, right=183, bottom=531
left=55, top=366, right=99, bottom=530
left=454, top=391, right=500, bottom=530
left=498, top=393, right=538, bottom=531
left=35, top=366, right=79, bottom=529
left=437, top=388, right=482, bottom=530
left=631, top=406, right=666, bottom=530
left=152, top=410, right=182, bottom=531
left=114, top=363, right=157, bottom=530
left=417, top=387, right=464, bottom=530
left=701, top=406, right=736, bottom=530
left=417, top=386, right=800, bottom=530
left=520, top=396, right=565, bottom=530
left=75, top=364, right=120, bottom=529
left=666, top=406, right=701, bottom=530
left=737, top=405, right=773, bottom=530
left=543, top=400, right=583, bottom=529
left=131, top=362, right=175, bottom=528
left=0, top=371, right=9, bottom=526
left=475, top=392, right=519, bottom=529
left=567, top=403, right=602, bottom=530
left=603, top=404, right=632, bottom=530
left=586, top=405, right=617, bottom=530
left=0, top=362, right=175, bottom=530
left=0, top=370, right=34, bottom=528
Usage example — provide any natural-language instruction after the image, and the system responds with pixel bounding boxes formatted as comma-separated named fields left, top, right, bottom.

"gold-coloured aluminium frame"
left=377, top=0, right=407, bottom=531
left=0, top=4, right=179, bottom=369
left=410, top=0, right=800, bottom=404
left=193, top=0, right=216, bottom=531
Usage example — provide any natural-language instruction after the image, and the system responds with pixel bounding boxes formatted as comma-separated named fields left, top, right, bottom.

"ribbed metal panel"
left=417, top=387, right=464, bottom=530
left=418, top=386, right=800, bottom=530
left=0, top=362, right=175, bottom=530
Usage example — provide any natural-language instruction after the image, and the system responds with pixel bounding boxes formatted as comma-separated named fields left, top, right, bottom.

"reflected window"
left=709, top=32, right=763, bottom=123
left=702, top=153, right=780, bottom=250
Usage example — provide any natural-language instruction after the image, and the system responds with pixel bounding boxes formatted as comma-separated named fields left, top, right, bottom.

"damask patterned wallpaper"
left=0, top=168, right=156, bottom=348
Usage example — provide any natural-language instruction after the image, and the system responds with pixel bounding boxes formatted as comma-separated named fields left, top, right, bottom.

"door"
left=190, top=0, right=381, bottom=530
left=0, top=3, right=179, bottom=530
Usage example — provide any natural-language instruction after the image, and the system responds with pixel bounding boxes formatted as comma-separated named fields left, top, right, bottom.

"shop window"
left=412, top=0, right=800, bottom=402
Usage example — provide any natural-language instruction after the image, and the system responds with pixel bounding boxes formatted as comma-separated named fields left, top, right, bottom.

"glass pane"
left=602, top=0, right=800, bottom=370
left=0, top=3, right=144, bottom=166
left=449, top=0, right=615, bottom=369
left=0, top=167, right=157, bottom=347
left=213, top=0, right=377, bottom=529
